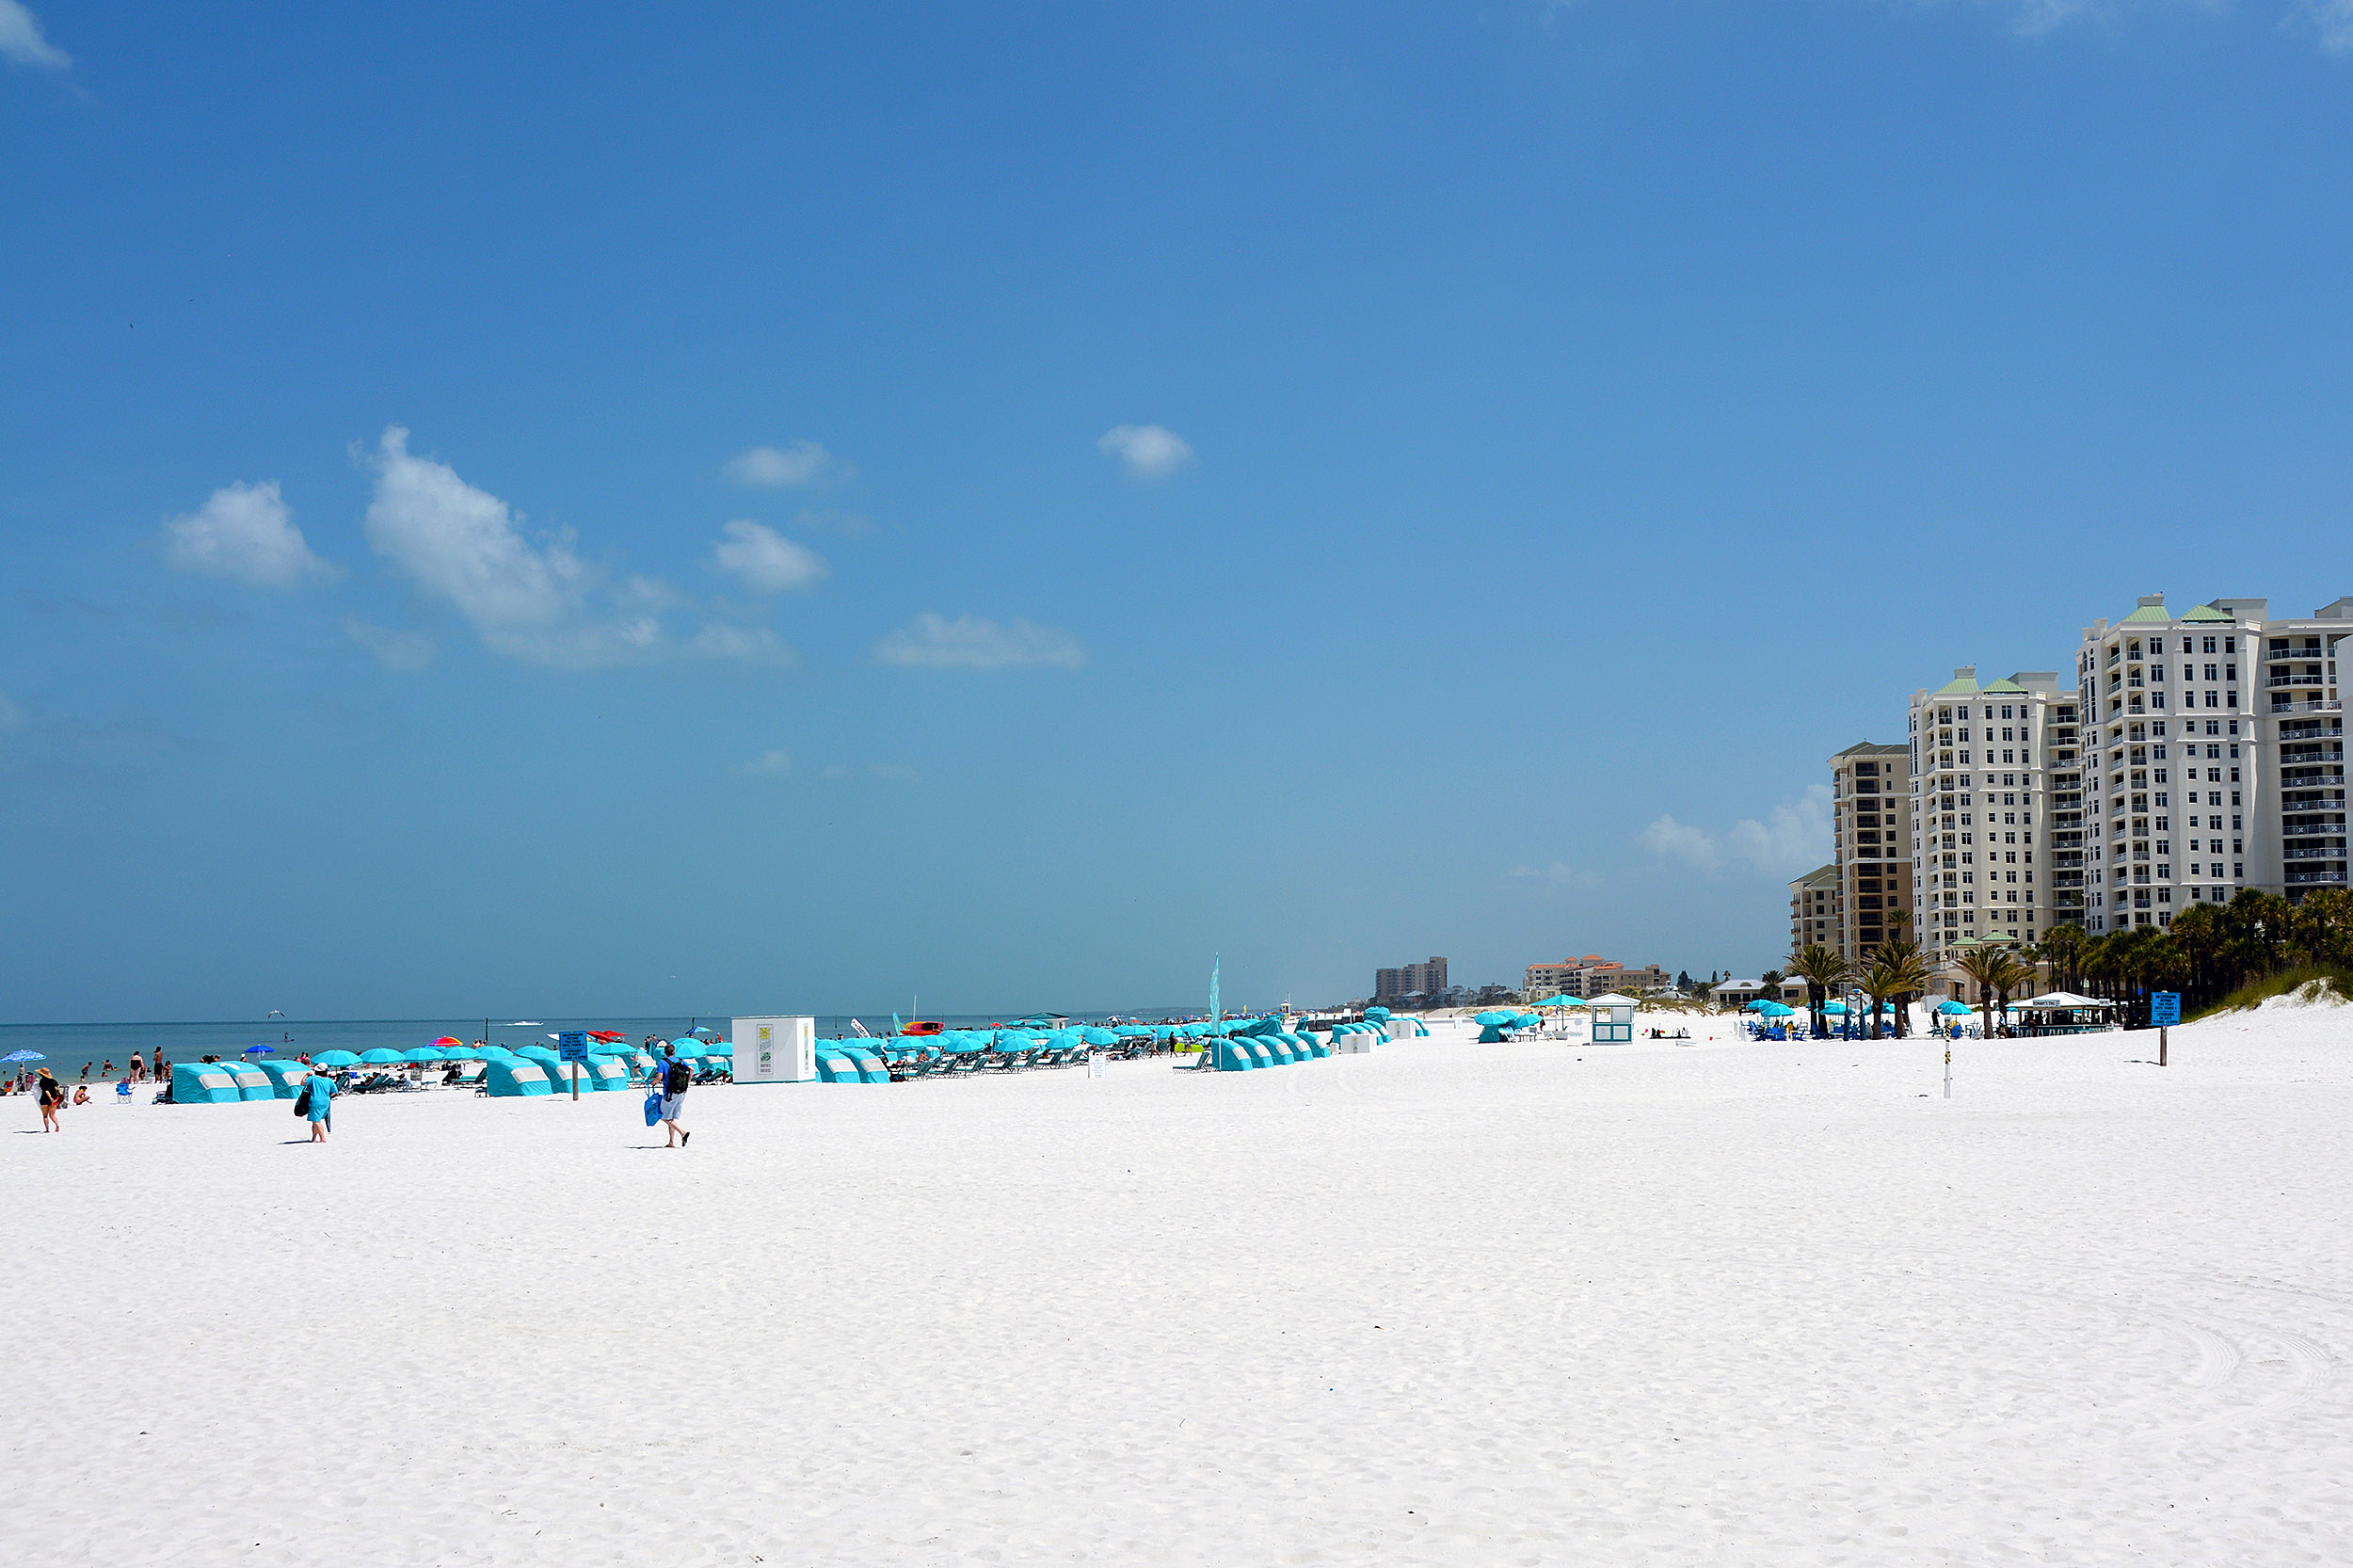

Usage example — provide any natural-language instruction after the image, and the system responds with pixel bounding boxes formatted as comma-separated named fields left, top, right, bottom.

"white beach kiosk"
left=732, top=1016, right=817, bottom=1083
left=1586, top=993, right=1640, bottom=1044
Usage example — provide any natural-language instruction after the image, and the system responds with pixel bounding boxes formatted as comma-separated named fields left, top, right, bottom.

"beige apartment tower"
left=1824, top=742, right=1913, bottom=965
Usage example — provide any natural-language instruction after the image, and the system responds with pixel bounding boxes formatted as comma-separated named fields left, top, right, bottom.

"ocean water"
left=0, top=1009, right=1205, bottom=1083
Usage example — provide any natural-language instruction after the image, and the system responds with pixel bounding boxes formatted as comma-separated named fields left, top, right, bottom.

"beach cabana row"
left=1213, top=1017, right=1331, bottom=1071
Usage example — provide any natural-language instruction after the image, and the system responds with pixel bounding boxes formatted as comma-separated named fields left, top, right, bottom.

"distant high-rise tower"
left=1373, top=957, right=1448, bottom=1005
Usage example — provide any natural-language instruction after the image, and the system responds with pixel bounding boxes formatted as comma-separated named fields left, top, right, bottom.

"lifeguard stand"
left=1587, top=993, right=1639, bottom=1044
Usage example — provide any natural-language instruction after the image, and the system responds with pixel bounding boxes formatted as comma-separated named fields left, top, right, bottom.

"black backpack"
left=664, top=1060, right=691, bottom=1095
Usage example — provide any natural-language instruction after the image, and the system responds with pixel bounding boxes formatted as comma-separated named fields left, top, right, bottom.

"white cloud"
left=1640, top=785, right=1833, bottom=877
left=738, top=747, right=793, bottom=778
left=712, top=520, right=829, bottom=594
left=361, top=426, right=674, bottom=670
left=724, top=440, right=851, bottom=488
left=1908, top=0, right=2353, bottom=52
left=343, top=618, right=436, bottom=671
left=1507, top=860, right=1598, bottom=887
left=0, top=2, right=70, bottom=70
left=2308, top=0, right=2353, bottom=50
left=871, top=612, right=1087, bottom=671
left=1639, top=815, right=1725, bottom=873
left=690, top=624, right=797, bottom=667
left=1097, top=424, right=1195, bottom=480
left=161, top=482, right=333, bottom=589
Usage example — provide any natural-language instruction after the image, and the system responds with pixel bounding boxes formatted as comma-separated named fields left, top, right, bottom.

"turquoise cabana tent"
left=221, top=1062, right=276, bottom=1100
left=483, top=1058, right=555, bottom=1096
left=169, top=1063, right=242, bottom=1104
left=256, top=1059, right=309, bottom=1097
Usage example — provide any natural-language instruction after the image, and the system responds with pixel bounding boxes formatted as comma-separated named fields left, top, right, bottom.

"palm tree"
left=2168, top=903, right=2225, bottom=1007
left=2037, top=922, right=2091, bottom=995
left=1954, top=943, right=2025, bottom=1040
left=1868, top=937, right=1929, bottom=1038
left=2291, top=888, right=2352, bottom=969
left=1785, top=944, right=1850, bottom=1039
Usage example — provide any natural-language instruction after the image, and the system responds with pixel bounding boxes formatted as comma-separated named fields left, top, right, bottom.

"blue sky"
left=4, top=2, right=2350, bottom=1020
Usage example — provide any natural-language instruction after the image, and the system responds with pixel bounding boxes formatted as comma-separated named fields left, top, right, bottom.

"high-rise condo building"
left=1790, top=863, right=1839, bottom=956
left=1374, top=957, right=1449, bottom=1006
left=1826, top=742, right=1915, bottom=965
left=1905, top=668, right=2072, bottom=957
left=2072, top=595, right=2349, bottom=929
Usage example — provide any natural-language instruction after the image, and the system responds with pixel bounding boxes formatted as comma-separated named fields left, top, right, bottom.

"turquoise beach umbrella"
left=360, top=1048, right=406, bottom=1064
left=313, top=1050, right=360, bottom=1066
left=403, top=1047, right=446, bottom=1063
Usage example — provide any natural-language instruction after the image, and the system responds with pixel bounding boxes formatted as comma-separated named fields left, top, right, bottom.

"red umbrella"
left=433, top=1035, right=464, bottom=1048
left=586, top=1030, right=627, bottom=1042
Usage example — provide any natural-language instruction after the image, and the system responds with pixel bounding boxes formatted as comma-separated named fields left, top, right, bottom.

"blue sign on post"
left=2150, top=993, right=2181, bottom=1027
left=556, top=1031, right=589, bottom=1063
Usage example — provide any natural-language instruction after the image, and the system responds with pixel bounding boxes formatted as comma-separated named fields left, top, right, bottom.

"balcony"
left=2286, top=869, right=2349, bottom=886
left=2280, top=745, right=2345, bottom=763
left=2280, top=768, right=2345, bottom=787
left=2271, top=698, right=2344, bottom=717
left=2282, top=844, right=2347, bottom=861
left=2281, top=792, right=2348, bottom=812
left=2265, top=672, right=2326, bottom=689
left=2052, top=872, right=2086, bottom=888
left=2285, top=819, right=2350, bottom=837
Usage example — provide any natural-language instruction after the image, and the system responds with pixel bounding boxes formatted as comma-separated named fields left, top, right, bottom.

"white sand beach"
left=7, top=1006, right=2351, bottom=1565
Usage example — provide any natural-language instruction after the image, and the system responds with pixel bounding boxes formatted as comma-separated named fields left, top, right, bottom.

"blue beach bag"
left=642, top=1090, right=662, bottom=1128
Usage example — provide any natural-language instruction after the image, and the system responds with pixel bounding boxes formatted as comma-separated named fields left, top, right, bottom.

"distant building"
left=1790, top=862, right=1839, bottom=956
left=1523, top=956, right=1672, bottom=1000
left=1828, top=740, right=1916, bottom=966
left=1374, top=956, right=1448, bottom=1006
left=1714, top=977, right=1768, bottom=1007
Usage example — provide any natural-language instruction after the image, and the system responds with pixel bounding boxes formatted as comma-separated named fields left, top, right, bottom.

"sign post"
left=557, top=1031, right=589, bottom=1100
left=2150, top=992, right=2180, bottom=1066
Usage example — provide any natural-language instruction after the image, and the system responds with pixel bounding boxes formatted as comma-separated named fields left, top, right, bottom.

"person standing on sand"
left=129, top=1052, right=144, bottom=1083
left=659, top=1046, right=692, bottom=1147
left=303, top=1063, right=336, bottom=1143
left=37, top=1069, right=65, bottom=1131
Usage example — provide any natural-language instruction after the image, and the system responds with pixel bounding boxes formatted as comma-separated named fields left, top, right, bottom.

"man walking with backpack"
left=659, top=1046, right=692, bottom=1148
